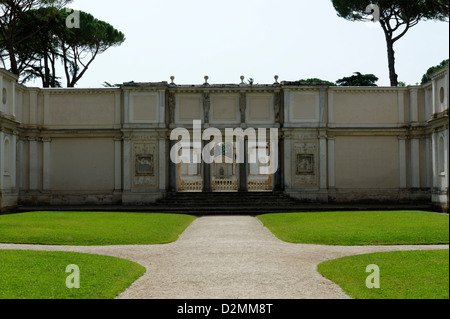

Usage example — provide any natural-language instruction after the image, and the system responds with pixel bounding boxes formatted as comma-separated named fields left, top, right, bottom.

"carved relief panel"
left=292, top=141, right=319, bottom=188
left=132, top=140, right=158, bottom=189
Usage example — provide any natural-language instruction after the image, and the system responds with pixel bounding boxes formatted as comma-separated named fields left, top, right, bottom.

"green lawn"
left=0, top=212, right=196, bottom=246
left=0, top=250, right=145, bottom=299
left=258, top=211, right=449, bottom=246
left=318, top=250, right=449, bottom=299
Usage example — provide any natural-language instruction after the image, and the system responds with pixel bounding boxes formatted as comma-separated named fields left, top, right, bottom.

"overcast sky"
left=33, top=0, right=450, bottom=87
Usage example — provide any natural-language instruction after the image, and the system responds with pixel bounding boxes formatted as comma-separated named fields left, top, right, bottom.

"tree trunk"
left=386, top=38, right=399, bottom=87
left=43, top=51, right=50, bottom=88
left=7, top=41, right=19, bottom=76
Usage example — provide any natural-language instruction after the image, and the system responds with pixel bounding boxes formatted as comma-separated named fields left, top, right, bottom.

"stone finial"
left=170, top=76, right=175, bottom=84
left=274, top=75, right=279, bottom=84
left=240, top=75, right=245, bottom=85
left=204, top=76, right=209, bottom=85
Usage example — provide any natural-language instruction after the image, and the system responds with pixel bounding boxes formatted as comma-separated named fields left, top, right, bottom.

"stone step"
left=155, top=192, right=302, bottom=208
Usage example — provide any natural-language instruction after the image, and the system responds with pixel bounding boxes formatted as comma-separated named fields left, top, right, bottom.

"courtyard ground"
left=0, top=215, right=448, bottom=299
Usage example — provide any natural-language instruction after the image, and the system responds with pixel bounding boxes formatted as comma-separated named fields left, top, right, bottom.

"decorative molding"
left=135, top=154, right=155, bottom=176
left=331, top=87, right=405, bottom=94
left=39, top=88, right=120, bottom=95
left=132, top=142, right=158, bottom=188
left=239, top=92, right=246, bottom=124
left=203, top=92, right=211, bottom=124
left=292, top=141, right=319, bottom=188
left=274, top=91, right=281, bottom=123
left=296, top=154, right=314, bottom=175
left=168, top=91, right=176, bottom=125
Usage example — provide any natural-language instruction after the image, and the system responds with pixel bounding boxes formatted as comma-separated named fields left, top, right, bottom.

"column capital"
left=318, top=131, right=328, bottom=139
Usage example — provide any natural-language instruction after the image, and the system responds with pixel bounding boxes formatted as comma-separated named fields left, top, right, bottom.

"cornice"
left=39, top=88, right=120, bottom=95
left=169, top=84, right=281, bottom=94
left=430, top=66, right=449, bottom=81
left=330, top=86, right=404, bottom=94
left=0, top=68, right=19, bottom=81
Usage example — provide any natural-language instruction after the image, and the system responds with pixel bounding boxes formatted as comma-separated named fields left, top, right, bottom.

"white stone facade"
left=0, top=68, right=448, bottom=213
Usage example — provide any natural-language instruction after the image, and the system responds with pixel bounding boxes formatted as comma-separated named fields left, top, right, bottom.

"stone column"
left=18, top=136, right=27, bottom=191
left=43, top=92, right=50, bottom=126
left=114, top=91, right=121, bottom=128
left=328, top=90, right=335, bottom=128
left=203, top=140, right=211, bottom=192
left=203, top=92, right=211, bottom=127
left=431, top=130, right=438, bottom=189
left=319, top=88, right=327, bottom=128
left=0, top=129, right=3, bottom=189
left=11, top=81, right=16, bottom=118
left=114, top=137, right=122, bottom=192
left=159, top=91, right=166, bottom=128
left=274, top=91, right=281, bottom=128
left=398, top=135, right=407, bottom=189
left=431, top=79, right=437, bottom=115
left=29, top=137, right=40, bottom=191
left=327, top=136, right=336, bottom=201
left=0, top=74, right=3, bottom=114
left=239, top=92, right=248, bottom=192
left=42, top=137, right=51, bottom=191
left=11, top=132, right=17, bottom=190
left=319, top=131, right=327, bottom=190
left=168, top=92, right=176, bottom=129
left=29, top=90, right=38, bottom=127
left=398, top=91, right=405, bottom=124
left=409, top=88, right=419, bottom=123
left=158, top=132, right=167, bottom=192
left=283, top=131, right=292, bottom=190
left=239, top=92, right=247, bottom=128
left=123, top=91, right=130, bottom=124
left=444, top=129, right=449, bottom=190
left=123, top=135, right=132, bottom=192
left=327, top=137, right=335, bottom=189
left=169, top=140, right=177, bottom=192
left=424, top=135, right=431, bottom=188
left=274, top=133, right=283, bottom=191
left=410, top=136, right=420, bottom=188
left=238, top=139, right=248, bottom=192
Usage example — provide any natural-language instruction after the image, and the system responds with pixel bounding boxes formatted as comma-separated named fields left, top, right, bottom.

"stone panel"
left=49, top=93, right=116, bottom=126
left=247, top=94, right=274, bottom=124
left=334, top=136, right=399, bottom=189
left=50, top=138, right=115, bottom=191
left=130, top=93, right=158, bottom=123
left=132, top=139, right=158, bottom=189
left=291, top=140, right=319, bottom=188
left=210, top=95, right=240, bottom=124
left=176, top=94, right=203, bottom=123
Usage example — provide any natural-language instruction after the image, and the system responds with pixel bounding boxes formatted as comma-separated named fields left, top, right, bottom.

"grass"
left=0, top=212, right=196, bottom=246
left=258, top=211, right=449, bottom=246
left=317, top=250, right=449, bottom=299
left=0, top=250, right=146, bottom=299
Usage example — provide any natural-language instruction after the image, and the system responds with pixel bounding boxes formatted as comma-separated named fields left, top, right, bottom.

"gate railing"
left=212, top=179, right=238, bottom=191
left=179, top=180, right=203, bottom=192
left=247, top=179, right=272, bottom=191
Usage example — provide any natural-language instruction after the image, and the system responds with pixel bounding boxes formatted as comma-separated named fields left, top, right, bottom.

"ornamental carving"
left=132, top=142, right=158, bottom=188
left=293, top=142, right=318, bottom=187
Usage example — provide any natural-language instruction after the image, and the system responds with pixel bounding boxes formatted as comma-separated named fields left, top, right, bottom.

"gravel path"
left=0, top=216, right=448, bottom=299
